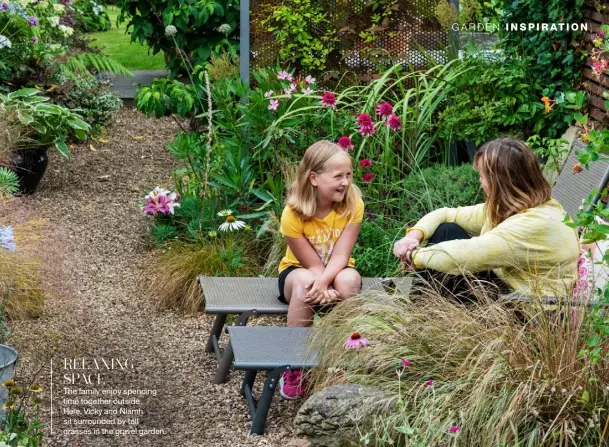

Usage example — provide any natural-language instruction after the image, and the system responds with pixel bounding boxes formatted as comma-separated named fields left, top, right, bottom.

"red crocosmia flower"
left=375, top=102, right=394, bottom=118
left=321, top=92, right=336, bottom=108
left=386, top=114, right=403, bottom=131
left=337, top=136, right=354, bottom=150
left=359, top=159, right=372, bottom=168
left=362, top=173, right=374, bottom=183
left=357, top=113, right=372, bottom=125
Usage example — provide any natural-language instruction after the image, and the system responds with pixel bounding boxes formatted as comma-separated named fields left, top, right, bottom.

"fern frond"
left=63, top=53, right=134, bottom=78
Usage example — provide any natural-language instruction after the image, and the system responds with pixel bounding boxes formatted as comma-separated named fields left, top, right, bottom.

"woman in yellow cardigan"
left=393, top=137, right=580, bottom=298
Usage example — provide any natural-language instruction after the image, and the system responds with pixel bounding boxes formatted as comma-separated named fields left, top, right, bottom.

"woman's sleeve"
left=280, top=206, right=304, bottom=239
left=412, top=227, right=516, bottom=274
left=409, top=204, right=486, bottom=240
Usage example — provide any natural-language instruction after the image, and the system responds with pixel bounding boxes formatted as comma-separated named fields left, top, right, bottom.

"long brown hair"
left=474, top=137, right=551, bottom=227
left=286, top=140, right=361, bottom=221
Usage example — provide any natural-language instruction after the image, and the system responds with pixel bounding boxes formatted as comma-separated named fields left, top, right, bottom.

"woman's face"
left=478, top=166, right=490, bottom=195
left=309, top=153, right=352, bottom=204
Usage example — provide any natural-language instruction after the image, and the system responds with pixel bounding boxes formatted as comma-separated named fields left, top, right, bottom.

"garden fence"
left=583, top=3, right=609, bottom=126
left=240, top=0, right=453, bottom=85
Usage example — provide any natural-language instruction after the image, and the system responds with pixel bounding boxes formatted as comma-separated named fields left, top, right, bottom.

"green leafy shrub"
left=262, top=0, right=337, bottom=73
left=438, top=54, right=586, bottom=145
left=352, top=216, right=404, bottom=278
left=497, top=0, right=584, bottom=95
left=118, top=0, right=239, bottom=74
left=57, top=77, right=121, bottom=128
left=394, top=163, right=482, bottom=225
left=74, top=0, right=111, bottom=32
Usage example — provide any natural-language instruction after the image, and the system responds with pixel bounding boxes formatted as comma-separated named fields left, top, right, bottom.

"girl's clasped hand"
left=303, top=276, right=341, bottom=305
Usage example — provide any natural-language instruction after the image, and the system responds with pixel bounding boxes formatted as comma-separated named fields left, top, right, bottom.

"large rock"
left=294, top=384, right=395, bottom=447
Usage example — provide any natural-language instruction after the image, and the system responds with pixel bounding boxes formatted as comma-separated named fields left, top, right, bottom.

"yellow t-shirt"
left=278, top=198, right=365, bottom=273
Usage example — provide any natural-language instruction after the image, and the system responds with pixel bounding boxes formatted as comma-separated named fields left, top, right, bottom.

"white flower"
left=264, top=90, right=273, bottom=98
left=219, top=218, right=246, bottom=232
left=165, top=25, right=177, bottom=37
left=301, top=87, right=313, bottom=95
left=217, top=23, right=231, bottom=34
left=0, top=34, right=11, bottom=49
left=268, top=99, right=279, bottom=111
left=58, top=25, right=73, bottom=37
left=52, top=3, right=64, bottom=12
left=304, top=75, right=315, bottom=84
left=217, top=209, right=246, bottom=232
left=48, top=16, right=60, bottom=27
left=285, top=82, right=297, bottom=94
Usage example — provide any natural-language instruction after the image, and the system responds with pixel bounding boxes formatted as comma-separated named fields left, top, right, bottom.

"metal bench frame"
left=201, top=276, right=408, bottom=384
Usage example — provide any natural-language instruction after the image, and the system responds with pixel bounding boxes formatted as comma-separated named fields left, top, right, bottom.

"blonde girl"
left=277, top=140, right=364, bottom=399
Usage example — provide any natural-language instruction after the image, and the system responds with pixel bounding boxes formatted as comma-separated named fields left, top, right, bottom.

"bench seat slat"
left=228, top=326, right=317, bottom=370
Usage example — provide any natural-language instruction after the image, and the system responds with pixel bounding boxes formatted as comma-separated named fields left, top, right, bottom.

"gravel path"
left=1, top=108, right=304, bottom=447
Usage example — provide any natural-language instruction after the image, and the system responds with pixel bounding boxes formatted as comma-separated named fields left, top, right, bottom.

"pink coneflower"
left=426, top=380, right=433, bottom=386
left=321, top=92, right=336, bottom=108
left=386, top=114, right=403, bottom=131
left=304, top=75, right=315, bottom=84
left=264, top=90, right=274, bottom=98
left=449, top=426, right=461, bottom=433
left=359, top=158, right=372, bottom=168
left=357, top=113, right=372, bottom=125
left=277, top=70, right=292, bottom=81
left=375, top=101, right=393, bottom=118
left=359, top=122, right=376, bottom=137
left=268, top=99, right=280, bottom=111
left=362, top=173, right=374, bottom=184
left=344, top=332, right=368, bottom=350
left=337, top=136, right=354, bottom=150
left=401, top=360, right=411, bottom=367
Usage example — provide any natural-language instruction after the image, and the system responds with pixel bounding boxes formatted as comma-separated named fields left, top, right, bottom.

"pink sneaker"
left=279, top=370, right=304, bottom=399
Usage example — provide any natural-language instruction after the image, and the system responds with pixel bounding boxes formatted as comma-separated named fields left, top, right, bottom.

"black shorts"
left=277, top=266, right=363, bottom=304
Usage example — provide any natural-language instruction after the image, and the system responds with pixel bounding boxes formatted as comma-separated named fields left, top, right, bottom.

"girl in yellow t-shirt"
left=278, top=140, right=364, bottom=399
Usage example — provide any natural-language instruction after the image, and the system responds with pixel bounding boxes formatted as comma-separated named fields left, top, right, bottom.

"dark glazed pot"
left=11, top=147, right=49, bottom=195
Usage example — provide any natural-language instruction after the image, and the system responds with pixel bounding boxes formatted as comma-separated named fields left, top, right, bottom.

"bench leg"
left=241, top=370, right=257, bottom=397
left=205, top=314, right=227, bottom=353
left=250, top=366, right=287, bottom=436
left=213, top=340, right=234, bottom=384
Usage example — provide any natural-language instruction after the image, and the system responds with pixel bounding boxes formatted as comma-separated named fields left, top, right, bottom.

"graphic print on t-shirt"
left=308, top=228, right=342, bottom=265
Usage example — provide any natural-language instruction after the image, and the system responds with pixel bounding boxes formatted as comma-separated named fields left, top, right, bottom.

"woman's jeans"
left=419, top=223, right=510, bottom=301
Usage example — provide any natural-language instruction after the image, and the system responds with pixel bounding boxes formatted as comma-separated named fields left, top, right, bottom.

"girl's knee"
left=334, top=269, right=362, bottom=296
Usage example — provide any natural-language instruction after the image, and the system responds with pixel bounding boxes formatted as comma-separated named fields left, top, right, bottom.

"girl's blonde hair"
left=474, top=137, right=552, bottom=228
left=286, top=140, right=361, bottom=221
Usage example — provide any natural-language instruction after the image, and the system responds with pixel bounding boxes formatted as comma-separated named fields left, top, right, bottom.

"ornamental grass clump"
left=146, top=236, right=262, bottom=314
left=311, top=282, right=609, bottom=446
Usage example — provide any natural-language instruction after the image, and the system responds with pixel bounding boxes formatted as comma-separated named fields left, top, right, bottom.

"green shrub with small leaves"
left=58, top=77, right=121, bottom=128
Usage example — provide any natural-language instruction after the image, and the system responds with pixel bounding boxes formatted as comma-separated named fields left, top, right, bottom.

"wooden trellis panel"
left=582, top=4, right=609, bottom=126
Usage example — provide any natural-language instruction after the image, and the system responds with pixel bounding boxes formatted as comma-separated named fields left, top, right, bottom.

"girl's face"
left=309, top=153, right=352, bottom=204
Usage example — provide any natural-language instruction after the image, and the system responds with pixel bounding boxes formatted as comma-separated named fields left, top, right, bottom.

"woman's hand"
left=393, top=230, right=423, bottom=258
